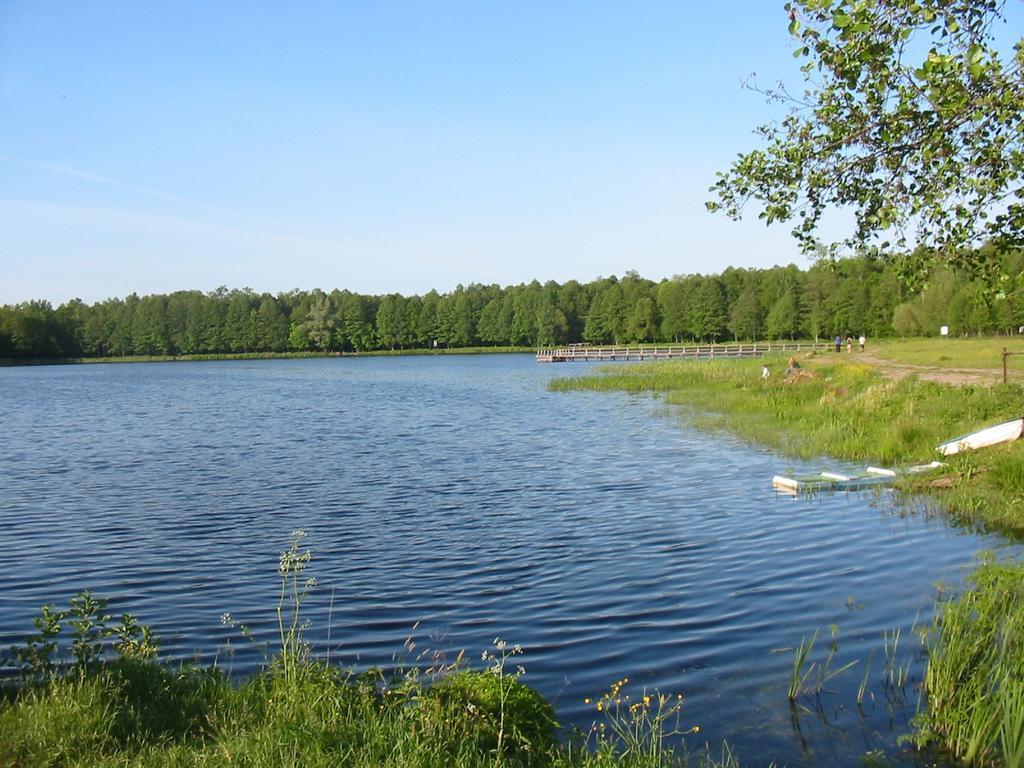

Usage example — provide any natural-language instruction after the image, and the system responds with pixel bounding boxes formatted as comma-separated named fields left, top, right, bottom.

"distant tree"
left=765, top=290, right=801, bottom=340
left=3, top=300, right=63, bottom=357
left=417, top=291, right=441, bottom=347
left=300, top=290, right=334, bottom=351
left=619, top=271, right=656, bottom=309
left=254, top=295, right=289, bottom=351
left=728, top=283, right=763, bottom=341
left=436, top=287, right=475, bottom=348
left=557, top=280, right=591, bottom=342
left=0, top=309, right=12, bottom=358
left=656, top=279, right=689, bottom=342
left=625, top=297, right=658, bottom=343
left=376, top=294, right=408, bottom=349
left=866, top=270, right=902, bottom=337
left=132, top=295, right=170, bottom=356
left=224, top=291, right=257, bottom=353
left=510, top=283, right=543, bottom=346
left=948, top=281, right=993, bottom=335
left=10, top=240, right=1024, bottom=361
left=802, top=263, right=838, bottom=340
left=992, top=290, right=1016, bottom=334
left=891, top=302, right=922, bottom=336
left=476, top=297, right=508, bottom=345
left=196, top=290, right=227, bottom=353
left=165, top=291, right=203, bottom=354
left=826, top=275, right=869, bottom=336
left=287, top=292, right=313, bottom=351
left=535, top=292, right=569, bottom=346
left=899, top=268, right=959, bottom=334
left=334, top=291, right=375, bottom=351
left=688, top=277, right=728, bottom=342
left=584, top=282, right=627, bottom=344
left=108, top=295, right=137, bottom=357
left=719, top=267, right=751, bottom=308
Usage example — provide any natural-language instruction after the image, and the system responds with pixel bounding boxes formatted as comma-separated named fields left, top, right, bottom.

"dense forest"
left=2, top=250, right=1023, bottom=360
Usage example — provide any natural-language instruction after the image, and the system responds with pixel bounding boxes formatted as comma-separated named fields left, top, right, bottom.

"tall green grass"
left=916, top=557, right=1024, bottom=767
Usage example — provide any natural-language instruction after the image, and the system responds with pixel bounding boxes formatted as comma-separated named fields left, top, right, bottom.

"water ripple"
left=0, top=355, right=1010, bottom=766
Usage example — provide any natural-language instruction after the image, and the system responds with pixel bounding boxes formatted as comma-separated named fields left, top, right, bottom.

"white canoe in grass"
left=936, top=418, right=1024, bottom=456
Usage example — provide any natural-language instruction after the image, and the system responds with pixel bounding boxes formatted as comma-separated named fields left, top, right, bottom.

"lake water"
left=0, top=354, right=1008, bottom=765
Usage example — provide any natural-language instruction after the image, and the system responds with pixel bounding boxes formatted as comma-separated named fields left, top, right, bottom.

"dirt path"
left=856, top=349, right=1012, bottom=386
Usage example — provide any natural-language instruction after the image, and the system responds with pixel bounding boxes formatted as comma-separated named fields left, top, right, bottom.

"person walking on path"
left=846, top=336, right=853, bottom=353
left=834, top=335, right=842, bottom=353
left=859, top=335, right=866, bottom=352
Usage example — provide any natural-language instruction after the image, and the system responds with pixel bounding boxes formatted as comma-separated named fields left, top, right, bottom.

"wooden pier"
left=536, top=341, right=831, bottom=363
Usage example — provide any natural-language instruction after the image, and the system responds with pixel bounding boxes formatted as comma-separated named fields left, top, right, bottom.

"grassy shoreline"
left=551, top=354, right=1024, bottom=535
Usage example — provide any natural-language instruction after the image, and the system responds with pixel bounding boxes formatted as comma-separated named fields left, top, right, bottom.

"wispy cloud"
left=0, top=155, right=327, bottom=239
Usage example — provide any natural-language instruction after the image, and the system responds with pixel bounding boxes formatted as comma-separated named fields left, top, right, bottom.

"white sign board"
left=940, top=325, right=949, bottom=336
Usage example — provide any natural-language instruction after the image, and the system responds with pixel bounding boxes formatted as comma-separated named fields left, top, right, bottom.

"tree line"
left=2, top=250, right=1023, bottom=360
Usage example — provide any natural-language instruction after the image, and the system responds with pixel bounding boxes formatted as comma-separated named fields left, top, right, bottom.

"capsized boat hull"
left=936, top=418, right=1024, bottom=456
left=772, top=472, right=892, bottom=495
left=772, top=461, right=945, bottom=495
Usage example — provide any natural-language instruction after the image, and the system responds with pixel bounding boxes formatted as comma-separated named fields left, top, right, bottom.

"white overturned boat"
left=772, top=462, right=945, bottom=495
left=936, top=417, right=1024, bottom=456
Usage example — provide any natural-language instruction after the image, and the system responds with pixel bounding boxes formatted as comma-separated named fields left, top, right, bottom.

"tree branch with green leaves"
left=708, top=0, right=1024, bottom=289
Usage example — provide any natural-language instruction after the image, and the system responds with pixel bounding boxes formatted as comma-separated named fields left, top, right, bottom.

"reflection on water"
left=0, top=355, right=1006, bottom=765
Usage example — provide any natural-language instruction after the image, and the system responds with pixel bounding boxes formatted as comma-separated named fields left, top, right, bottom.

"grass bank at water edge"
left=550, top=355, right=1024, bottom=535
left=0, top=534, right=732, bottom=768
left=916, top=556, right=1024, bottom=765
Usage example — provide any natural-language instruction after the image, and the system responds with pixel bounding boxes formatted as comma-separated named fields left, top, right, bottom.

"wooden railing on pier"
left=536, top=342, right=832, bottom=363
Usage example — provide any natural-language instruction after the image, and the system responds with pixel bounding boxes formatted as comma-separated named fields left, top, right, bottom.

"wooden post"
left=1004, top=347, right=1009, bottom=384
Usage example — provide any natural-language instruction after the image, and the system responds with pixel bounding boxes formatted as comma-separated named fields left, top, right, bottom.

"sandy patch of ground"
left=855, top=349, right=1016, bottom=386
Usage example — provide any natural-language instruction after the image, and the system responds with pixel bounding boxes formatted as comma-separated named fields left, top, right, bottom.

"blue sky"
left=1, top=1, right=998, bottom=305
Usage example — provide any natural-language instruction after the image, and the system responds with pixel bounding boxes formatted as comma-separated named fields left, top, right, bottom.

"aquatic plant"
left=6, top=591, right=157, bottom=680
left=786, top=627, right=857, bottom=702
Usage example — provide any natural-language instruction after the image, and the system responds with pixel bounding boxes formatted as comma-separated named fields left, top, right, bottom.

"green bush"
left=428, top=670, right=558, bottom=759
